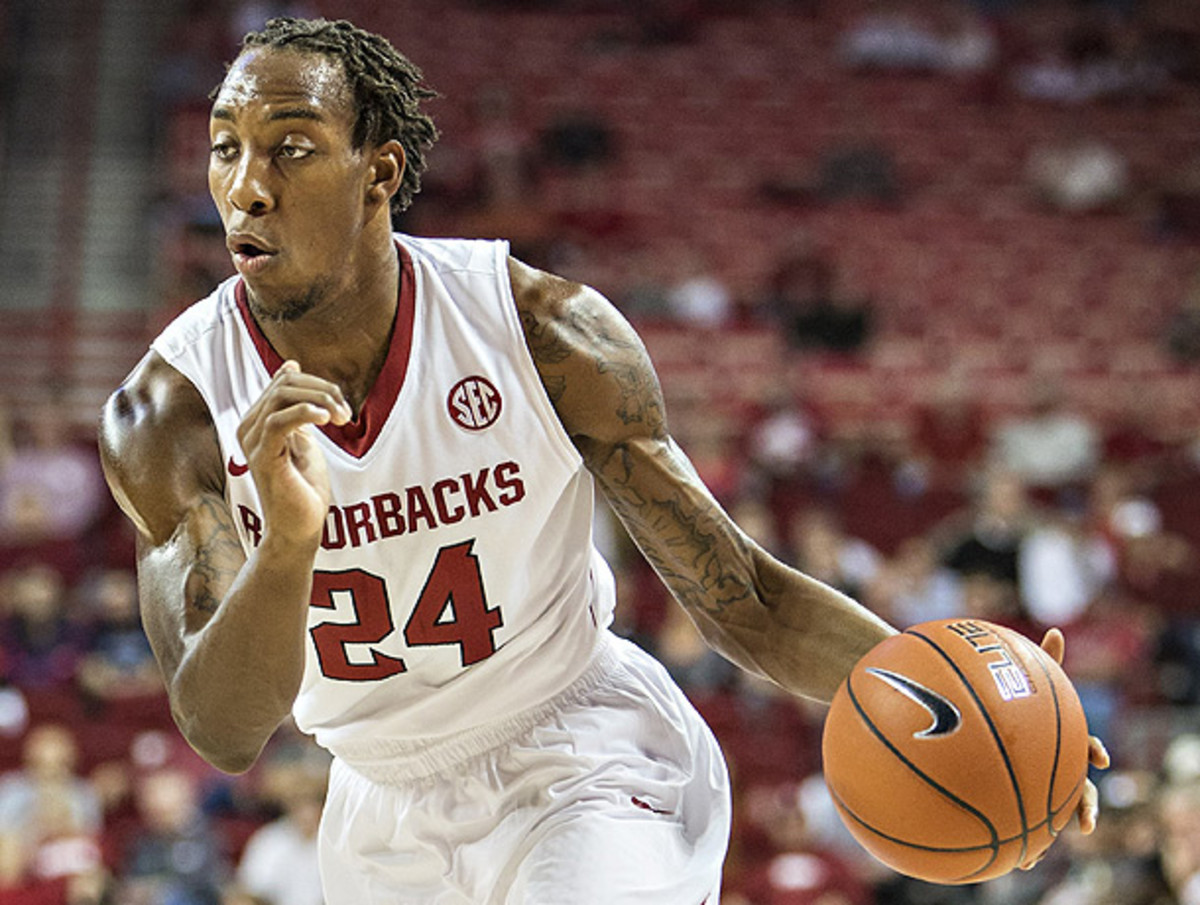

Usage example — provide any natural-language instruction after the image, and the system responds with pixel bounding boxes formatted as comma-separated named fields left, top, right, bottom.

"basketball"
left=821, top=618, right=1090, bottom=885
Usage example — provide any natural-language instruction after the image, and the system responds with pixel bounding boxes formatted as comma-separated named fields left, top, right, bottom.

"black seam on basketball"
left=829, top=778, right=1084, bottom=883
left=1008, top=631, right=1066, bottom=837
left=907, top=629, right=1031, bottom=867
left=846, top=674, right=1001, bottom=876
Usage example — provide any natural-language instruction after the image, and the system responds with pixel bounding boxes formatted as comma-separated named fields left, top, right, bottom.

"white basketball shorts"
left=316, top=633, right=731, bottom=904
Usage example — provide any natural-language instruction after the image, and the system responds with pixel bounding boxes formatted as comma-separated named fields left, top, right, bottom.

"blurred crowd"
left=1, top=0, right=1199, bottom=903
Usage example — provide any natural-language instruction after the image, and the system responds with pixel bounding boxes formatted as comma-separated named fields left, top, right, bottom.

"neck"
left=256, top=233, right=400, bottom=413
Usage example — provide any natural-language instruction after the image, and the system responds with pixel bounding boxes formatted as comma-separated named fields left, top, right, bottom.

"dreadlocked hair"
left=241, top=17, right=439, bottom=215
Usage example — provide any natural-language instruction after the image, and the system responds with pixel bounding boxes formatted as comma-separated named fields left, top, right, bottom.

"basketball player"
left=98, top=17, right=1106, bottom=903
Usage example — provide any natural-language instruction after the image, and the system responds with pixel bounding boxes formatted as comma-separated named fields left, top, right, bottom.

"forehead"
left=212, top=47, right=353, bottom=124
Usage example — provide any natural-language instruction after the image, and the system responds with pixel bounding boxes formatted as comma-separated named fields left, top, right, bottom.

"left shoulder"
left=506, top=256, right=667, bottom=453
left=395, top=232, right=505, bottom=276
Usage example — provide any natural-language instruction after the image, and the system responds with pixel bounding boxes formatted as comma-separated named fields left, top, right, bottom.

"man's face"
left=208, top=48, right=376, bottom=322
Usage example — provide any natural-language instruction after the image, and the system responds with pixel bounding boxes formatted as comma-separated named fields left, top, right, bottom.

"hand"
left=1037, top=627, right=1111, bottom=831
left=1019, top=627, right=1111, bottom=871
left=236, top=361, right=352, bottom=547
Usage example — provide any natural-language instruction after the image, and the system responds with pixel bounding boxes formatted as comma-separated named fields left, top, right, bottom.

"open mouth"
left=235, top=242, right=271, bottom=258
left=229, top=239, right=278, bottom=275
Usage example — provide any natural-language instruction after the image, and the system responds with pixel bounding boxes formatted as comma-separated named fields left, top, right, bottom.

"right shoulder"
left=99, top=350, right=225, bottom=545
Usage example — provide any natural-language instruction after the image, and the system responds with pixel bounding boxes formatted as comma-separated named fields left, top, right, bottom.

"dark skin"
left=98, top=47, right=1106, bottom=852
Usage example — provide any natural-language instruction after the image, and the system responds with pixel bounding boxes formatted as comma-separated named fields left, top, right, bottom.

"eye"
left=210, top=141, right=238, bottom=162
left=277, top=144, right=314, bottom=160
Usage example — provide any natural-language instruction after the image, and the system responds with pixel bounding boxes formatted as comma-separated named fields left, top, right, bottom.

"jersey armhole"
left=491, top=242, right=586, bottom=476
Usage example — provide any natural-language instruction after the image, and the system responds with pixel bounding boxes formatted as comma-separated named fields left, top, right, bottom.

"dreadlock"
left=239, top=17, right=440, bottom=216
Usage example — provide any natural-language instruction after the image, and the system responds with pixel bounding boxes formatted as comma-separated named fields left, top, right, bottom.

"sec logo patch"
left=448, top=376, right=502, bottom=430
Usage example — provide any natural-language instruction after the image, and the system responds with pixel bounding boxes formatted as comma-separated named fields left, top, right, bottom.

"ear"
left=365, top=140, right=406, bottom=210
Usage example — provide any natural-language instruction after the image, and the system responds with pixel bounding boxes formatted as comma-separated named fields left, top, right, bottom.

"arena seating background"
left=1, top=1, right=1199, bottom=903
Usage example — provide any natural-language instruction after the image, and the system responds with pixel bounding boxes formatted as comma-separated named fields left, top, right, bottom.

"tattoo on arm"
left=520, top=309, right=569, bottom=404
left=517, top=268, right=758, bottom=623
left=183, top=495, right=245, bottom=619
left=597, top=357, right=665, bottom=430
left=594, top=440, right=756, bottom=620
left=522, top=298, right=664, bottom=429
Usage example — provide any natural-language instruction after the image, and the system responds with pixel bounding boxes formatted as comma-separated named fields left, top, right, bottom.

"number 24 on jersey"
left=309, top=540, right=502, bottom=681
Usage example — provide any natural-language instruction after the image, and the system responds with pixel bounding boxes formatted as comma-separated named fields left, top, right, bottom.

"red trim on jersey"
left=234, top=242, right=417, bottom=459
left=631, top=795, right=671, bottom=815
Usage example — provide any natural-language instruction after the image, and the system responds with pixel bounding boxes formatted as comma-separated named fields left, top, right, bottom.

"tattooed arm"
left=99, top=353, right=345, bottom=773
left=511, top=258, right=896, bottom=702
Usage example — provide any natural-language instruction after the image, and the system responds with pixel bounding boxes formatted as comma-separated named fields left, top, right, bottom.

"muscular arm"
left=99, top=354, right=341, bottom=773
left=511, top=258, right=896, bottom=702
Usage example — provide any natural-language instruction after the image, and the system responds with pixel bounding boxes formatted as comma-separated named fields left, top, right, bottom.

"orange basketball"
left=821, top=618, right=1090, bottom=885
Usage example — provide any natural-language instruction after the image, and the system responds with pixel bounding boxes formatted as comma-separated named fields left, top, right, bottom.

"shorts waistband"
left=330, top=638, right=622, bottom=785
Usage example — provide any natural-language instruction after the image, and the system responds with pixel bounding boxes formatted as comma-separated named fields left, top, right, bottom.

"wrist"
left=257, top=528, right=323, bottom=568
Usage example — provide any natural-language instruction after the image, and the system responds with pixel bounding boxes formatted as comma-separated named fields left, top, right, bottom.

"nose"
left=226, top=152, right=274, bottom=215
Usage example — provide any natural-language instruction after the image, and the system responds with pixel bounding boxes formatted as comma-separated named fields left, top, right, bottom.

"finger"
left=261, top=386, right=351, bottom=424
left=272, top=361, right=353, bottom=424
left=1088, top=736, right=1111, bottom=770
left=261, top=405, right=344, bottom=441
left=1039, top=627, right=1065, bottom=665
left=1019, top=849, right=1047, bottom=871
left=1077, top=779, right=1099, bottom=835
left=241, top=386, right=352, bottom=457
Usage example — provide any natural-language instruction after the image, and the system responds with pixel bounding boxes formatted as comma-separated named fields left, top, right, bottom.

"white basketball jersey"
left=151, top=235, right=617, bottom=758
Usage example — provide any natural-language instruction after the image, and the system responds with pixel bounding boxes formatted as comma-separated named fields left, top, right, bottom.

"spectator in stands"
left=1026, top=134, right=1130, bottom=213
left=1030, top=769, right=1168, bottom=905
left=815, top=139, right=901, bottom=209
left=76, top=569, right=162, bottom=705
left=759, top=233, right=836, bottom=328
left=654, top=602, right=737, bottom=696
left=729, top=780, right=873, bottom=905
left=0, top=400, right=107, bottom=547
left=234, top=754, right=327, bottom=905
left=539, top=108, right=615, bottom=171
left=452, top=84, right=555, bottom=263
left=1160, top=778, right=1200, bottom=905
left=865, top=535, right=965, bottom=628
left=1090, top=466, right=1190, bottom=602
left=118, top=767, right=228, bottom=905
left=990, top=374, right=1100, bottom=499
left=0, top=563, right=84, bottom=690
left=787, top=509, right=881, bottom=603
left=0, top=724, right=104, bottom=893
left=664, top=247, right=734, bottom=328
left=1018, top=503, right=1115, bottom=629
left=909, top=373, right=989, bottom=492
left=1060, top=584, right=1154, bottom=759
left=760, top=236, right=873, bottom=354
left=1012, top=13, right=1165, bottom=105
left=934, top=467, right=1036, bottom=628
left=838, top=5, right=946, bottom=72
left=1164, top=268, right=1200, bottom=363
left=744, top=392, right=823, bottom=502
